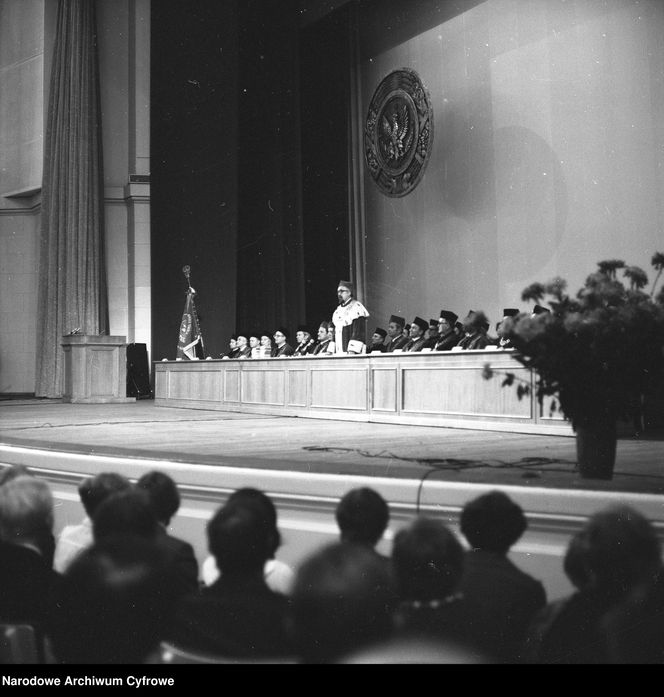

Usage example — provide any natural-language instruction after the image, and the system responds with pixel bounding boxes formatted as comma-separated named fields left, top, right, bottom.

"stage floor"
left=1, top=398, right=664, bottom=495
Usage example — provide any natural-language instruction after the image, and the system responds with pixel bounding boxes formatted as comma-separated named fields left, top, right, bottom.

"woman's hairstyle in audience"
left=136, top=470, right=181, bottom=525
left=460, top=490, right=527, bottom=554
left=0, top=475, right=54, bottom=542
left=92, top=488, right=158, bottom=542
left=335, top=487, right=389, bottom=547
left=78, top=472, right=131, bottom=518
left=207, top=498, right=274, bottom=574
left=0, top=464, right=33, bottom=487
left=581, top=504, right=661, bottom=600
left=392, top=517, right=464, bottom=602
left=50, top=535, right=171, bottom=664
left=291, top=542, right=397, bottom=664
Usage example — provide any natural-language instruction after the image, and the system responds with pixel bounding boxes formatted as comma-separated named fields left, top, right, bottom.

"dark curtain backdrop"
left=35, top=0, right=108, bottom=398
left=235, top=0, right=305, bottom=340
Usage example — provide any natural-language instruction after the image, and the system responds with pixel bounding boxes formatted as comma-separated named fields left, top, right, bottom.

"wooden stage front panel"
left=155, top=350, right=571, bottom=435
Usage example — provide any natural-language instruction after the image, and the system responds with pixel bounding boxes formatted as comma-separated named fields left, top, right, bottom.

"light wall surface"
left=361, top=0, right=664, bottom=329
left=0, top=0, right=45, bottom=393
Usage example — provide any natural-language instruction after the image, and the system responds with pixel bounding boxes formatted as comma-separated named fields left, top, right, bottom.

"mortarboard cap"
left=439, top=310, right=458, bottom=324
left=412, top=316, right=428, bottom=333
left=533, top=305, right=550, bottom=315
left=337, top=280, right=354, bottom=293
left=389, top=314, right=405, bottom=327
left=373, top=327, right=387, bottom=339
left=503, top=308, right=519, bottom=317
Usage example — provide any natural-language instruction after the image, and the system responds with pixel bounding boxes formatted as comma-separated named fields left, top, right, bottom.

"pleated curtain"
left=35, top=0, right=108, bottom=398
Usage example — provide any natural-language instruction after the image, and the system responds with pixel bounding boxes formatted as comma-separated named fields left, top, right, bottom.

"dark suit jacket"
left=169, top=575, right=294, bottom=658
left=386, top=335, right=409, bottom=352
left=368, top=342, right=387, bottom=353
left=272, top=343, right=294, bottom=357
left=156, top=528, right=200, bottom=599
left=403, top=336, right=427, bottom=352
left=0, top=541, right=62, bottom=627
left=457, top=549, right=546, bottom=662
left=435, top=330, right=461, bottom=351
left=457, top=332, right=490, bottom=350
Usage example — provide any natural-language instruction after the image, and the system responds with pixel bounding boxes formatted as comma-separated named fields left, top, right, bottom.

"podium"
left=61, top=335, right=136, bottom=403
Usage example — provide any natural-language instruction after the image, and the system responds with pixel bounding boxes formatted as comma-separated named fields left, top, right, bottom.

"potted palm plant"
left=483, top=253, right=664, bottom=480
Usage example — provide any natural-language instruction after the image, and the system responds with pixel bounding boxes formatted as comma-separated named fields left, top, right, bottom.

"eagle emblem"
left=365, top=68, right=433, bottom=198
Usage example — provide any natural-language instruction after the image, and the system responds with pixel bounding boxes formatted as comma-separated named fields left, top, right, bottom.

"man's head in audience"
left=392, top=517, right=464, bottom=602
left=225, top=487, right=282, bottom=560
left=51, top=535, right=171, bottom=664
left=335, top=487, right=389, bottom=550
left=581, top=504, right=661, bottom=601
left=460, top=490, right=527, bottom=555
left=0, top=464, right=33, bottom=487
left=291, top=542, right=396, bottom=663
left=92, top=488, right=159, bottom=543
left=79, top=472, right=131, bottom=520
left=0, top=475, right=54, bottom=552
left=207, top=497, right=275, bottom=577
left=136, top=470, right=181, bottom=527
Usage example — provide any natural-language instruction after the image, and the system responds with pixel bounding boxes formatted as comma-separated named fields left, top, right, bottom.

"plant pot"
left=575, top=420, right=617, bottom=480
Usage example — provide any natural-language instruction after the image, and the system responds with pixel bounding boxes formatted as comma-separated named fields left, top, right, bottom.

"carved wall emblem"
left=364, top=68, right=434, bottom=198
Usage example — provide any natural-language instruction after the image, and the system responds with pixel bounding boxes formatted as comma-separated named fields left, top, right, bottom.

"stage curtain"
left=35, top=0, right=108, bottom=398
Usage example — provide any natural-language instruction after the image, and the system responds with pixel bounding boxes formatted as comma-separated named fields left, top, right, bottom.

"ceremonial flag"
left=176, top=291, right=201, bottom=360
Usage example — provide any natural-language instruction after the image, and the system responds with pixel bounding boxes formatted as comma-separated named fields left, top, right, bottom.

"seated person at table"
left=403, top=317, right=429, bottom=352
left=272, top=327, right=294, bottom=357
left=422, top=319, right=440, bottom=349
left=434, top=310, right=460, bottom=351
left=368, top=327, right=388, bottom=353
left=234, top=333, right=251, bottom=359
left=293, top=325, right=316, bottom=356
left=248, top=331, right=262, bottom=358
left=221, top=334, right=239, bottom=359
left=312, top=321, right=335, bottom=355
left=496, top=309, right=520, bottom=349
left=386, top=315, right=409, bottom=352
left=259, top=331, right=273, bottom=357
left=456, top=311, right=491, bottom=350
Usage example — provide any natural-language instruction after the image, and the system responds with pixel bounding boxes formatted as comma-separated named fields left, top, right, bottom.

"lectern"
left=61, top=335, right=136, bottom=403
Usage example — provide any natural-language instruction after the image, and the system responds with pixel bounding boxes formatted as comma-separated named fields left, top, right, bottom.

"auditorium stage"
left=2, top=397, right=664, bottom=601
left=1, top=398, right=663, bottom=493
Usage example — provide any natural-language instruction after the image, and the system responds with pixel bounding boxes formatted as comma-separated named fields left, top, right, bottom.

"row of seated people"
left=1, top=463, right=659, bottom=664
left=220, top=305, right=552, bottom=360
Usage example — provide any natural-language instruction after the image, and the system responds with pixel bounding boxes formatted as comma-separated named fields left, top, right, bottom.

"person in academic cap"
left=248, top=331, right=262, bottom=359
left=531, top=305, right=550, bottom=317
left=221, top=334, right=239, bottom=359
left=435, top=310, right=460, bottom=351
left=403, top=317, right=429, bottom=352
left=422, top=319, right=440, bottom=350
left=368, top=327, right=388, bottom=353
left=235, top=333, right=252, bottom=359
left=386, top=315, right=409, bottom=352
left=293, top=325, right=316, bottom=356
left=332, top=280, right=370, bottom=354
left=497, top=309, right=520, bottom=349
left=312, top=321, right=335, bottom=356
left=259, top=331, right=274, bottom=358
left=456, top=311, right=491, bottom=350
left=271, top=327, right=294, bottom=358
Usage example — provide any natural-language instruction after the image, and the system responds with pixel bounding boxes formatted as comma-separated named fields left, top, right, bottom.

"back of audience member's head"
left=291, top=542, right=397, bottom=663
left=581, top=505, right=661, bottom=600
left=92, top=488, right=158, bottom=542
left=224, top=487, right=281, bottom=558
left=136, top=470, right=181, bottom=526
left=0, top=464, right=33, bottom=487
left=0, top=475, right=54, bottom=545
left=335, top=487, right=389, bottom=548
left=460, top=490, right=527, bottom=554
left=78, top=472, right=131, bottom=519
left=207, top=498, right=274, bottom=575
left=50, top=535, right=171, bottom=664
left=392, top=517, right=464, bottom=602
